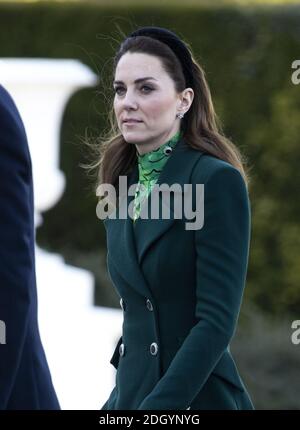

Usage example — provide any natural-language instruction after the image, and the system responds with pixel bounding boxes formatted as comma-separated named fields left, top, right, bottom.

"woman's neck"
left=135, top=129, right=181, bottom=156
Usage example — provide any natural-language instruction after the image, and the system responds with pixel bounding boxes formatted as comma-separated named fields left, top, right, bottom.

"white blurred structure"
left=0, top=58, right=122, bottom=409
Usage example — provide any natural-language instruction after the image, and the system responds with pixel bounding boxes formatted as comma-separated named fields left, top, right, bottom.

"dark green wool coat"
left=101, top=137, right=254, bottom=410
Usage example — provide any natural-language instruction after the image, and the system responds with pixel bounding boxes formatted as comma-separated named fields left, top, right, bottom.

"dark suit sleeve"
left=137, top=164, right=251, bottom=410
left=0, top=87, right=32, bottom=408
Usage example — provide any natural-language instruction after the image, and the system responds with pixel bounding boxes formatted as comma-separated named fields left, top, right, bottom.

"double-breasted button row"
left=119, top=342, right=158, bottom=357
left=120, top=297, right=153, bottom=312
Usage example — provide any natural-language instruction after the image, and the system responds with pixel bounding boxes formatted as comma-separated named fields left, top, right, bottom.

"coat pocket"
left=109, top=336, right=123, bottom=370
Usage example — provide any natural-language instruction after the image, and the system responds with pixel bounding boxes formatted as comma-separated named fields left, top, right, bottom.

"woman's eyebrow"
left=113, top=77, right=158, bottom=85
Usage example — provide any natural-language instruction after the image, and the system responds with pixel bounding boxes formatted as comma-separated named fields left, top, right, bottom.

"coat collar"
left=104, top=136, right=204, bottom=298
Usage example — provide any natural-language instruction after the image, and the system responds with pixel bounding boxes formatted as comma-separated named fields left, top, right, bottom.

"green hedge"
left=1, top=2, right=300, bottom=316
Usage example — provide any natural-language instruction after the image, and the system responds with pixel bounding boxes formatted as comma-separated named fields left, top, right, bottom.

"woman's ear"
left=180, top=88, right=194, bottom=113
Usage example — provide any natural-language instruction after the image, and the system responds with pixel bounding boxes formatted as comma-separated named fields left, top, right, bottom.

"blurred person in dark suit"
left=0, top=85, right=60, bottom=409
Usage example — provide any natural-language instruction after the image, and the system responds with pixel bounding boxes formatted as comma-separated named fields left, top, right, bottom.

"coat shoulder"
left=190, top=152, right=245, bottom=188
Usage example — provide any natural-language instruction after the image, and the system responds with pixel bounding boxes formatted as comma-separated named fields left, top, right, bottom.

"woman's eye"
left=113, top=85, right=153, bottom=95
left=141, top=85, right=153, bottom=93
left=114, top=86, right=125, bottom=95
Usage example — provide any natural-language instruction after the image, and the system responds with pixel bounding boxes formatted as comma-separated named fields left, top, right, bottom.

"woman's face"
left=113, top=52, right=192, bottom=155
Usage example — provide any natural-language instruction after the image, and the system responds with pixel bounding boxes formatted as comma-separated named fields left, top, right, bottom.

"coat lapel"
left=104, top=164, right=151, bottom=298
left=104, top=137, right=204, bottom=297
left=133, top=137, right=204, bottom=265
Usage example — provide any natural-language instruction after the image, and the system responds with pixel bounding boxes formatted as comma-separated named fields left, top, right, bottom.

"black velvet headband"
left=128, top=26, right=194, bottom=88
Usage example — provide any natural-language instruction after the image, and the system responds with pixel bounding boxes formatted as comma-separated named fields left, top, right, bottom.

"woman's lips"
left=123, top=120, right=143, bottom=125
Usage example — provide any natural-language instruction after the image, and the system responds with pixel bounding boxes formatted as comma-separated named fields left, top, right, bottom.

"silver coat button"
left=150, top=342, right=158, bottom=356
left=146, top=299, right=153, bottom=311
left=163, top=146, right=173, bottom=155
left=119, top=343, right=125, bottom=356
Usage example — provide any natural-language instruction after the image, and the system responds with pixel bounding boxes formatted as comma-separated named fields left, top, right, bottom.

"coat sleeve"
left=137, top=163, right=251, bottom=410
left=0, top=86, right=32, bottom=408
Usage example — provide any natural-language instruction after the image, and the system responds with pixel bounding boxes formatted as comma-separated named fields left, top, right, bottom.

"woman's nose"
left=122, top=89, right=138, bottom=109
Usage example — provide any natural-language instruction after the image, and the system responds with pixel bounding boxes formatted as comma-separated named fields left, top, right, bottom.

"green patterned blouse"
left=132, top=130, right=182, bottom=223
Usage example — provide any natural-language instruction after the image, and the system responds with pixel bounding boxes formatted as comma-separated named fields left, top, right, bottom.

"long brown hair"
left=87, top=32, right=250, bottom=196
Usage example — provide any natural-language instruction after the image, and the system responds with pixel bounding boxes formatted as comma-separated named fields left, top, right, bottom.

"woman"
left=98, top=26, right=254, bottom=410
